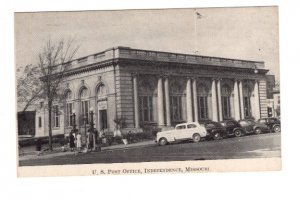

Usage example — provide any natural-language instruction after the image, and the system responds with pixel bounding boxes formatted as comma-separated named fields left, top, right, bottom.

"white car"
left=156, top=122, right=207, bottom=146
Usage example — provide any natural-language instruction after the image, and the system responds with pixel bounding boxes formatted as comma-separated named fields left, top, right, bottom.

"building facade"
left=35, top=46, right=269, bottom=137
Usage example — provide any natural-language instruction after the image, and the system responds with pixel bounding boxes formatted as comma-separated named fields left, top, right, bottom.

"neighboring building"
left=265, top=75, right=280, bottom=117
left=35, top=46, right=269, bottom=137
left=273, top=89, right=280, bottom=117
left=17, top=104, right=36, bottom=136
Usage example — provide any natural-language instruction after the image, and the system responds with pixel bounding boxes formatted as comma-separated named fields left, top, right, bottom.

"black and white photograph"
left=15, top=6, right=281, bottom=176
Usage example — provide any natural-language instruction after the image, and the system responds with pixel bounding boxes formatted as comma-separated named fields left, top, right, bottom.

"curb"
left=19, top=140, right=156, bottom=161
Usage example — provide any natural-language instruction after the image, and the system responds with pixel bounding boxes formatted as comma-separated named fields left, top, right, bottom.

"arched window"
left=138, top=79, right=154, bottom=122
left=96, top=83, right=108, bottom=130
left=243, top=84, right=252, bottom=118
left=65, top=90, right=73, bottom=127
left=80, top=87, right=89, bottom=125
left=170, top=81, right=184, bottom=122
left=97, top=84, right=107, bottom=98
left=221, top=84, right=232, bottom=119
left=197, top=83, right=209, bottom=120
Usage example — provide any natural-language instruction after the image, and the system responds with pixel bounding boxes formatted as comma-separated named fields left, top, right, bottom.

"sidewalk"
left=19, top=140, right=156, bottom=161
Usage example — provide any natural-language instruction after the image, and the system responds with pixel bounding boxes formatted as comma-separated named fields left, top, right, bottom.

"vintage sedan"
left=220, top=120, right=240, bottom=137
left=156, top=122, right=207, bottom=146
left=257, top=117, right=281, bottom=133
left=202, top=121, right=227, bottom=140
left=233, top=119, right=269, bottom=136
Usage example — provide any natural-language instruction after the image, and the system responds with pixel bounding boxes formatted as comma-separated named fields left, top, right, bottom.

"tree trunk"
left=48, top=102, right=53, bottom=151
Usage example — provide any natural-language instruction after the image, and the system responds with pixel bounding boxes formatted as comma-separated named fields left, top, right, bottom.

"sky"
left=15, top=6, right=279, bottom=80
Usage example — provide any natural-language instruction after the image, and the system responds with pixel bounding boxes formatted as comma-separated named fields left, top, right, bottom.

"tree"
left=17, top=64, right=43, bottom=112
left=17, top=38, right=79, bottom=150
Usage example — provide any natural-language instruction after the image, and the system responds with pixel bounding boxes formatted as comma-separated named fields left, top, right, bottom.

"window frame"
left=139, top=95, right=153, bottom=122
left=38, top=117, right=42, bottom=128
left=176, top=125, right=186, bottom=130
left=53, top=105, right=60, bottom=128
left=197, top=95, right=208, bottom=120
left=170, top=95, right=183, bottom=121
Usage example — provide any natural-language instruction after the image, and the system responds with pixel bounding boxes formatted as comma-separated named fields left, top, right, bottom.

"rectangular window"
left=81, top=101, right=89, bottom=125
left=222, top=96, right=231, bottom=119
left=66, top=103, right=73, bottom=127
left=175, top=125, right=186, bottom=130
left=38, top=117, right=42, bottom=128
left=244, top=97, right=252, bottom=118
left=198, top=96, right=208, bottom=119
left=139, top=96, right=153, bottom=122
left=53, top=105, right=60, bottom=128
left=170, top=96, right=182, bottom=121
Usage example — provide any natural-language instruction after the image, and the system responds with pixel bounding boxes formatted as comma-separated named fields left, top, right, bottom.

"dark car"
left=232, top=119, right=269, bottom=136
left=202, top=121, right=227, bottom=140
left=257, top=117, right=281, bottom=133
left=220, top=120, right=241, bottom=137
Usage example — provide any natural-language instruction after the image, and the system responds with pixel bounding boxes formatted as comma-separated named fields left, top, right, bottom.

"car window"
left=258, top=119, right=266, bottom=124
left=176, top=125, right=186, bottom=130
left=187, top=124, right=197, bottom=129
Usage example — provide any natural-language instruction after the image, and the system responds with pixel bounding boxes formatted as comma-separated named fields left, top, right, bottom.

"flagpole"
left=194, top=9, right=198, bottom=54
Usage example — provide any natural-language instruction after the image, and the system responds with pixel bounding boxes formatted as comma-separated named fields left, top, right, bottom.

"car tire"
left=254, top=128, right=262, bottom=135
left=159, top=138, right=168, bottom=146
left=192, top=133, right=201, bottom=143
left=273, top=125, right=281, bottom=133
left=234, top=129, right=242, bottom=137
left=213, top=132, right=221, bottom=140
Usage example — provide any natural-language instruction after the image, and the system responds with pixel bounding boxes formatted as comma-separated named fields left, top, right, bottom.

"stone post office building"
left=35, top=46, right=269, bottom=137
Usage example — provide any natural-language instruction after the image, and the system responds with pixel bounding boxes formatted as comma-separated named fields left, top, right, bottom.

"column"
left=233, top=80, right=241, bottom=120
left=211, top=79, right=218, bottom=121
left=217, top=79, right=223, bottom=121
left=253, top=80, right=261, bottom=120
left=76, top=99, right=81, bottom=129
left=186, top=78, right=193, bottom=122
left=164, top=77, right=171, bottom=126
left=239, top=80, right=245, bottom=119
left=192, top=79, right=198, bottom=122
left=157, top=77, right=165, bottom=126
left=133, top=75, right=139, bottom=128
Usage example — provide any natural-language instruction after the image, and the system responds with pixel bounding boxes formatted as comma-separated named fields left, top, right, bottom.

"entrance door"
left=99, top=110, right=108, bottom=130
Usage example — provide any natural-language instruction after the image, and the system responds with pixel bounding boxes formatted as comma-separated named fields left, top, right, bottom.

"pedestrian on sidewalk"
left=76, top=132, right=82, bottom=151
left=35, top=138, right=42, bottom=155
left=69, top=130, right=75, bottom=152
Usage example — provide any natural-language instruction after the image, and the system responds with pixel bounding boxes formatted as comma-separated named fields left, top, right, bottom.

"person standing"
left=69, top=131, right=75, bottom=152
left=76, top=132, right=82, bottom=151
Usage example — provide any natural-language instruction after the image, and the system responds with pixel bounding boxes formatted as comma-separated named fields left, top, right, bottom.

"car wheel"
left=254, top=128, right=262, bottom=135
left=273, top=125, right=281, bottom=133
left=159, top=138, right=168, bottom=146
left=192, top=133, right=201, bottom=143
left=234, top=129, right=242, bottom=137
left=213, top=132, right=221, bottom=140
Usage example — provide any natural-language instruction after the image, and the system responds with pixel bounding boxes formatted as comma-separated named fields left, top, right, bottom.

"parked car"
left=257, top=117, right=281, bottom=133
left=232, top=119, right=269, bottom=136
left=220, top=120, right=241, bottom=137
left=156, top=122, right=207, bottom=146
left=202, top=121, right=227, bottom=140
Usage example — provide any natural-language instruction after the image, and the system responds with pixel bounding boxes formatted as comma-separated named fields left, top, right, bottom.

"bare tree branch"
left=17, top=37, right=79, bottom=151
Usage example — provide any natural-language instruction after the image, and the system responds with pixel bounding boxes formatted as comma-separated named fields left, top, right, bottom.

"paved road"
left=19, top=133, right=281, bottom=166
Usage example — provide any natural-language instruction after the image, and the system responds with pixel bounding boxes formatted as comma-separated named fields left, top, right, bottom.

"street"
left=19, top=133, right=281, bottom=166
